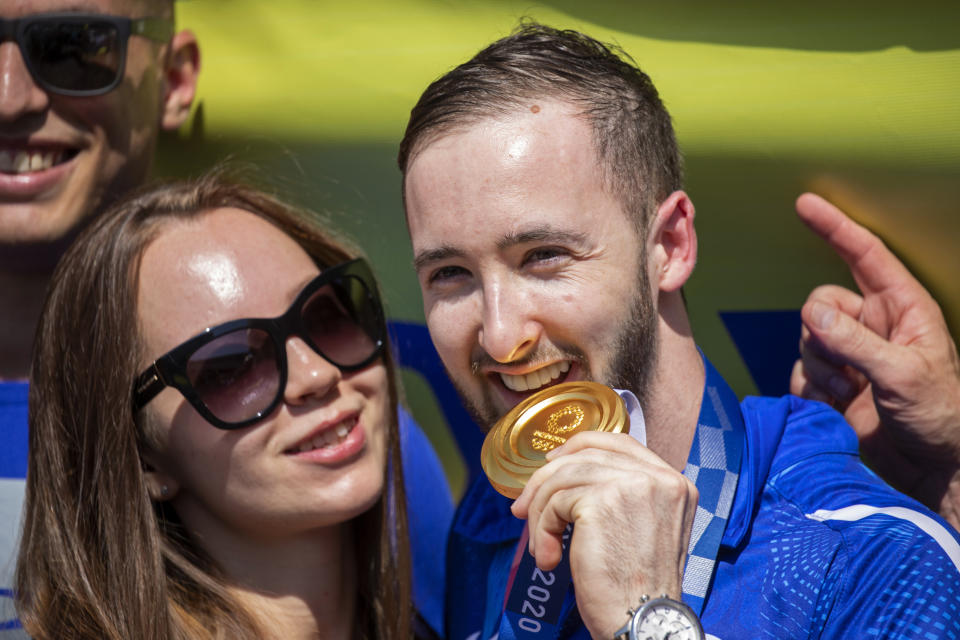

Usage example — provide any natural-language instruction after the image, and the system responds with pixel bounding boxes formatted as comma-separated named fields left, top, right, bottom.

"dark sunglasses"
left=133, top=258, right=387, bottom=430
left=0, top=12, right=174, bottom=97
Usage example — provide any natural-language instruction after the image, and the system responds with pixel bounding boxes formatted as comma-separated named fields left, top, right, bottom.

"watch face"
left=631, top=598, right=703, bottom=640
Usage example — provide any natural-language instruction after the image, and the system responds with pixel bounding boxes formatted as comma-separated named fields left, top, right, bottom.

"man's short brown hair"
left=398, top=21, right=684, bottom=231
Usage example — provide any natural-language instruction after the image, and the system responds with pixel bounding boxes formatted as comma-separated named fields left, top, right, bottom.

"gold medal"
left=481, top=381, right=629, bottom=498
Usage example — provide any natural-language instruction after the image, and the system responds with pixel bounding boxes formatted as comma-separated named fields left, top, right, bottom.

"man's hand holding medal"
left=482, top=383, right=700, bottom=639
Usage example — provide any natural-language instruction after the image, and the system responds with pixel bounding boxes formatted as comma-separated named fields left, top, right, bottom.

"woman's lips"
left=287, top=415, right=360, bottom=453
left=285, top=415, right=367, bottom=464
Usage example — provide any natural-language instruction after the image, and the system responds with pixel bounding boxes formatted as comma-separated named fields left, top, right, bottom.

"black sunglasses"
left=0, top=12, right=174, bottom=97
left=133, top=258, right=387, bottom=430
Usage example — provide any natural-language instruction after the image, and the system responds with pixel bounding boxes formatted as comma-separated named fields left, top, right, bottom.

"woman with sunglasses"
left=15, top=174, right=417, bottom=639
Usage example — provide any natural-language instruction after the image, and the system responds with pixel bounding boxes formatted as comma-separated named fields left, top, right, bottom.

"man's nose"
left=477, top=281, right=542, bottom=364
left=0, top=42, right=50, bottom=121
left=283, top=337, right=342, bottom=406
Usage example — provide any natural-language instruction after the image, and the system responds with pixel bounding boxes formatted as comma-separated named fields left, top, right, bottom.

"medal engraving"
left=531, top=403, right=586, bottom=451
left=481, top=381, right=629, bottom=498
left=546, top=403, right=585, bottom=433
left=531, top=430, right=567, bottom=451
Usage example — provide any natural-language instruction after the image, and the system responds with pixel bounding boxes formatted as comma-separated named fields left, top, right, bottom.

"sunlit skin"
left=404, top=100, right=706, bottom=637
left=137, top=208, right=388, bottom=638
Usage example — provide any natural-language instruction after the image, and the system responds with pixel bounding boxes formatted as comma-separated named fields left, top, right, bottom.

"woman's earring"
left=161, top=485, right=169, bottom=497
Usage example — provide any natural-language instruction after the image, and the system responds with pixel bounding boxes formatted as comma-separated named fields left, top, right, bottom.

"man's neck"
left=0, top=268, right=52, bottom=381
left=642, top=299, right=705, bottom=471
left=0, top=234, right=75, bottom=380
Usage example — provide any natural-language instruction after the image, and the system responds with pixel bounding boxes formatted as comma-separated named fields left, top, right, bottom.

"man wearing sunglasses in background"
left=0, top=2, right=199, bottom=634
left=0, top=1, right=199, bottom=347
left=0, top=1, right=199, bottom=371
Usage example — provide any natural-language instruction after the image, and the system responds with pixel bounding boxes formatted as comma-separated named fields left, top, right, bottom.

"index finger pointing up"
left=795, top=192, right=919, bottom=296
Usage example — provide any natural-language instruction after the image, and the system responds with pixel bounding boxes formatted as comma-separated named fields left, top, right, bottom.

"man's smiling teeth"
left=293, top=417, right=358, bottom=453
left=0, top=150, right=65, bottom=174
left=500, top=361, right=571, bottom=392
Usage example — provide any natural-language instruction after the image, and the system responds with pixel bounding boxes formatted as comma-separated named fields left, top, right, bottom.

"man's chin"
left=447, top=383, right=503, bottom=433
left=0, top=217, right=87, bottom=273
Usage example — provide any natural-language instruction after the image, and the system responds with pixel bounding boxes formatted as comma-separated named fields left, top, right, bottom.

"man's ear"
left=161, top=30, right=201, bottom=131
left=647, top=190, right=697, bottom=293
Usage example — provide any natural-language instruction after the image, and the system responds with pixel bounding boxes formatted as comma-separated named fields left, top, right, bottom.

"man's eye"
left=524, top=247, right=568, bottom=265
left=429, top=265, right=469, bottom=284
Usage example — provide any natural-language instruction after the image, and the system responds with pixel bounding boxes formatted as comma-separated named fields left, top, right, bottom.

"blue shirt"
left=0, top=382, right=28, bottom=481
left=444, top=368, right=960, bottom=639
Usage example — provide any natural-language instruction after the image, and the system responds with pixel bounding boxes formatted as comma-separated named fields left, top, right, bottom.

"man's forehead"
left=415, top=100, right=588, bottom=157
left=409, top=106, right=601, bottom=192
left=406, top=108, right=608, bottom=232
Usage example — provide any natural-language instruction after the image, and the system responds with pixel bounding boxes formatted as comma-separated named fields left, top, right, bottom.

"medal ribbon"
left=679, top=354, right=744, bottom=615
left=498, top=523, right=574, bottom=640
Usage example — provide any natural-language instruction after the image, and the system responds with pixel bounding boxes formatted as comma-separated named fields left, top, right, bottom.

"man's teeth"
left=0, top=150, right=64, bottom=174
left=295, top=417, right=358, bottom=453
left=500, top=361, right=571, bottom=392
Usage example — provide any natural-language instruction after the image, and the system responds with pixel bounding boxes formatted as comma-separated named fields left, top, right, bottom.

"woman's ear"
left=141, top=455, right=180, bottom=502
left=647, top=190, right=697, bottom=293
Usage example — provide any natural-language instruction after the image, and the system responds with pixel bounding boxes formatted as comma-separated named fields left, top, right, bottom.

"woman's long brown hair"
left=15, top=173, right=412, bottom=639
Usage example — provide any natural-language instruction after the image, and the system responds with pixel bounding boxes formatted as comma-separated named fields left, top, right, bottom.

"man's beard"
left=450, top=270, right=659, bottom=431
left=603, top=275, right=658, bottom=409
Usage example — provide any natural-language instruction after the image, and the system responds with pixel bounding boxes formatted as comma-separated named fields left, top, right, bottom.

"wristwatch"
left=613, top=594, right=705, bottom=640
